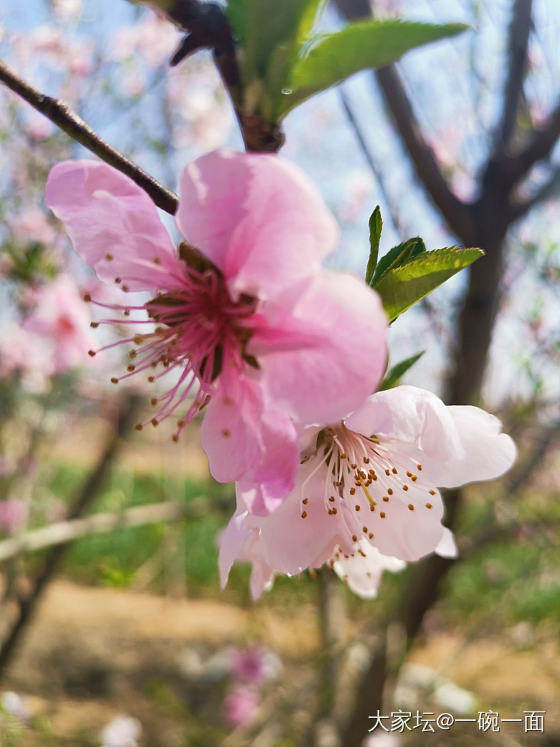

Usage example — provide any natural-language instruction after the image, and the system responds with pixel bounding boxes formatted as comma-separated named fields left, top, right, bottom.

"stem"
left=0, top=59, right=178, bottom=215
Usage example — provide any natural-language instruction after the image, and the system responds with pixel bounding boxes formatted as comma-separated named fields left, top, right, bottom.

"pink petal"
left=200, top=366, right=299, bottom=514
left=242, top=468, right=348, bottom=576
left=332, top=541, right=405, bottom=599
left=367, top=483, right=446, bottom=561
left=436, top=406, right=517, bottom=487
left=346, top=387, right=515, bottom=489
left=345, top=386, right=463, bottom=462
left=435, top=527, right=458, bottom=558
left=250, top=271, right=387, bottom=424
left=176, top=151, right=338, bottom=300
left=46, top=160, right=184, bottom=292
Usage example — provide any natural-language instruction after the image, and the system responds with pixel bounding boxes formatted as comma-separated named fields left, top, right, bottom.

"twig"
left=0, top=59, right=178, bottom=215
left=0, top=499, right=207, bottom=563
left=338, top=88, right=405, bottom=240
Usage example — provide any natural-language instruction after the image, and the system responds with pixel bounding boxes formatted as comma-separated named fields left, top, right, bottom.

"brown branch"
left=509, top=165, right=560, bottom=221
left=164, top=0, right=284, bottom=152
left=0, top=395, right=139, bottom=677
left=0, top=59, right=179, bottom=215
left=492, top=0, right=533, bottom=157
left=332, top=0, right=473, bottom=242
left=505, top=101, right=560, bottom=188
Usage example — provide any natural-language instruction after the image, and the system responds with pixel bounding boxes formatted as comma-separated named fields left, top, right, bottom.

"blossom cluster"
left=45, top=150, right=516, bottom=599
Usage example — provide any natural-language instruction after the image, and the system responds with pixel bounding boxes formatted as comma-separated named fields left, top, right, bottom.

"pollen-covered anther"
left=90, top=321, right=99, bottom=329
left=426, top=502, right=433, bottom=509
left=387, top=489, right=393, bottom=495
left=150, top=398, right=158, bottom=406
left=151, top=418, right=159, bottom=427
left=172, top=434, right=179, bottom=443
left=403, top=485, right=409, bottom=491
left=429, top=490, right=436, bottom=495
left=301, top=511, right=307, bottom=519
left=221, top=429, right=230, bottom=438
left=363, top=457, right=370, bottom=464
left=382, top=496, right=389, bottom=502
left=352, top=535, right=358, bottom=542
left=392, top=468, right=397, bottom=474
left=349, top=487, right=356, bottom=495
left=355, top=504, right=360, bottom=511
left=148, top=376, right=155, bottom=383
left=408, top=504, right=415, bottom=511
left=328, top=496, right=335, bottom=503
left=83, top=293, right=92, bottom=302
left=127, top=364, right=135, bottom=372
left=380, top=512, right=386, bottom=519
left=135, top=424, right=143, bottom=431
left=303, top=497, right=309, bottom=505
left=153, top=257, right=161, bottom=265
left=88, top=350, right=96, bottom=357
left=110, top=377, right=119, bottom=384
left=105, top=253, right=114, bottom=261
left=417, top=464, right=423, bottom=471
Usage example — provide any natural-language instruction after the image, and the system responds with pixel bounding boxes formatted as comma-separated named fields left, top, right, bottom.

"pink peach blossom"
left=23, top=274, right=96, bottom=372
left=222, top=685, right=259, bottom=728
left=0, top=499, right=28, bottom=535
left=219, top=386, right=516, bottom=597
left=46, top=152, right=387, bottom=513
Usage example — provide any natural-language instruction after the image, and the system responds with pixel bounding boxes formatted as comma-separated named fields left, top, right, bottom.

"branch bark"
left=0, top=59, right=179, bottom=215
left=492, top=0, right=533, bottom=157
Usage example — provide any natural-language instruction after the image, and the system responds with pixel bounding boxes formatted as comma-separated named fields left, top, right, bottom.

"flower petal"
left=177, top=150, right=338, bottom=300
left=250, top=272, right=387, bottom=424
left=200, top=366, right=299, bottom=514
left=437, top=406, right=517, bottom=487
left=332, top=540, right=405, bottom=599
left=346, top=387, right=516, bottom=489
left=242, top=466, right=349, bottom=576
left=46, top=160, right=183, bottom=292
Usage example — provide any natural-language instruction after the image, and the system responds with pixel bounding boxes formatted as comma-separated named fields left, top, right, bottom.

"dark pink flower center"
left=86, top=255, right=257, bottom=439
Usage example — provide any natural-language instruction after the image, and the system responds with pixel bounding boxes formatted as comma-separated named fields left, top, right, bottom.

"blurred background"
left=0, top=0, right=558, bottom=745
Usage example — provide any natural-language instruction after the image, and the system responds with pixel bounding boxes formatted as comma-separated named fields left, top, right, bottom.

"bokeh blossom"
left=46, top=152, right=388, bottom=513
left=23, top=274, right=96, bottom=372
left=219, top=386, right=516, bottom=598
left=0, top=499, right=28, bottom=535
left=222, top=684, right=260, bottom=728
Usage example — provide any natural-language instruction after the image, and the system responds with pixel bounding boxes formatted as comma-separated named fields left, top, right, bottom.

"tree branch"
left=162, top=0, right=284, bottom=152
left=0, top=499, right=209, bottom=564
left=492, top=0, right=533, bottom=157
left=505, top=101, right=560, bottom=187
left=510, top=165, right=560, bottom=221
left=0, top=59, right=179, bottom=215
left=339, top=88, right=406, bottom=239
left=332, top=0, right=473, bottom=242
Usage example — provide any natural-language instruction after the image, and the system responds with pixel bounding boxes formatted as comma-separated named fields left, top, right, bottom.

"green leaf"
left=365, top=206, right=382, bottom=285
left=371, top=236, right=426, bottom=286
left=280, top=20, right=467, bottom=115
left=380, top=351, right=425, bottom=390
left=375, top=247, right=484, bottom=322
left=226, top=0, right=326, bottom=118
